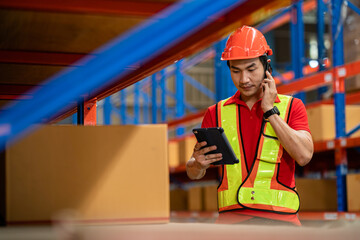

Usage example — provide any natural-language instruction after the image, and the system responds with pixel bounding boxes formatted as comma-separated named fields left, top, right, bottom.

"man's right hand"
left=186, top=141, right=222, bottom=180
left=192, top=141, right=223, bottom=169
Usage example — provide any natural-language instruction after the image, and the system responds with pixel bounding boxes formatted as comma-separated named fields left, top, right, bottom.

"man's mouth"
left=240, top=85, right=253, bottom=90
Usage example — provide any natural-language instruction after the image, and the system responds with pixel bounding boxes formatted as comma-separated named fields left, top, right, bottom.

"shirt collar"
left=223, top=90, right=281, bottom=106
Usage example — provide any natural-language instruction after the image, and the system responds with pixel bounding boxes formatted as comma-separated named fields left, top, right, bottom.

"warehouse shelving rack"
left=166, top=0, right=360, bottom=214
left=0, top=0, right=360, bottom=215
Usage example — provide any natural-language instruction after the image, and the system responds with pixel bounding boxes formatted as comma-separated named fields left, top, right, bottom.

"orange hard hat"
left=221, top=26, right=273, bottom=60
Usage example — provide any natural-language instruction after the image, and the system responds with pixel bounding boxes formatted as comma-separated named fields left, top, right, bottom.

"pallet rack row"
left=1, top=0, right=360, bottom=213
left=166, top=0, right=360, bottom=213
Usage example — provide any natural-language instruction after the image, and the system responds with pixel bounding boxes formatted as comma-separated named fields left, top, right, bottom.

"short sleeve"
left=288, top=98, right=311, bottom=133
left=201, top=104, right=217, bottom=128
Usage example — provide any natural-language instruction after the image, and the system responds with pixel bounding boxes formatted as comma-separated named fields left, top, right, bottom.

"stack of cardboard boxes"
left=303, top=104, right=360, bottom=212
left=170, top=183, right=218, bottom=212
left=3, top=125, right=170, bottom=224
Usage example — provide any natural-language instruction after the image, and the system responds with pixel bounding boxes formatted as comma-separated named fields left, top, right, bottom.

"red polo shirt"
left=201, top=91, right=310, bottom=225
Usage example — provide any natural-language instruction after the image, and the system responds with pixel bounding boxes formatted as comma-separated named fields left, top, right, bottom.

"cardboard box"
left=306, top=105, right=360, bottom=142
left=187, top=186, right=202, bottom=211
left=168, top=140, right=180, bottom=168
left=296, top=178, right=337, bottom=211
left=178, top=136, right=197, bottom=166
left=347, top=173, right=360, bottom=211
left=203, top=185, right=218, bottom=212
left=170, top=188, right=188, bottom=211
left=3, top=125, right=169, bottom=224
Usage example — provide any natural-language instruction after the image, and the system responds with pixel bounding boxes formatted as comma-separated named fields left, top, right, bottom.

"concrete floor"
left=1, top=220, right=360, bottom=240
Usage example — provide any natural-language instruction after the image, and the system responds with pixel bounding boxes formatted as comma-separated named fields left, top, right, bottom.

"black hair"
left=226, top=55, right=272, bottom=74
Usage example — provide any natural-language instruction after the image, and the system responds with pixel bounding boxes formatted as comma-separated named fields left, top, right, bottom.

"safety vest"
left=217, top=94, right=300, bottom=214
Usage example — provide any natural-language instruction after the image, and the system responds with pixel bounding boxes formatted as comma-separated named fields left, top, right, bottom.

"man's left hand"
left=261, top=70, right=278, bottom=112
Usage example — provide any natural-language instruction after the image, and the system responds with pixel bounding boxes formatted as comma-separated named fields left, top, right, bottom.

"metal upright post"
left=142, top=87, right=149, bottom=124
left=175, top=60, right=185, bottom=136
left=215, top=39, right=233, bottom=101
left=317, top=0, right=328, bottom=100
left=152, top=74, right=157, bottom=123
left=72, top=113, right=77, bottom=125
left=291, top=0, right=306, bottom=103
left=77, top=99, right=84, bottom=125
left=160, top=69, right=167, bottom=122
left=317, top=0, right=326, bottom=71
left=215, top=41, right=224, bottom=102
left=332, top=0, right=347, bottom=212
left=120, top=89, right=127, bottom=124
left=134, top=82, right=140, bottom=124
left=103, top=97, right=112, bottom=125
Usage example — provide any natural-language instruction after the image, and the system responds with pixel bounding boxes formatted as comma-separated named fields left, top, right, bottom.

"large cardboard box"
left=3, top=125, right=169, bottom=224
left=306, top=105, right=360, bottom=142
left=296, top=178, right=337, bottom=211
left=170, top=188, right=187, bottom=211
left=347, top=173, right=360, bottom=211
left=203, top=185, right=218, bottom=212
left=168, top=140, right=180, bottom=168
left=187, top=186, right=202, bottom=211
left=178, top=136, right=197, bottom=166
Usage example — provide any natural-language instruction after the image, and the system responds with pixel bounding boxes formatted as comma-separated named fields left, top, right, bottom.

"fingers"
left=199, top=145, right=217, bottom=155
left=264, top=71, right=276, bottom=88
left=265, top=70, right=272, bottom=78
left=204, top=153, right=223, bottom=162
left=193, top=141, right=207, bottom=151
left=192, top=141, right=223, bottom=168
left=193, top=142, right=217, bottom=155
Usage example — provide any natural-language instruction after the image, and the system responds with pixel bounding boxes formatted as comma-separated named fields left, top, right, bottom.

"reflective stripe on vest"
left=217, top=94, right=300, bottom=214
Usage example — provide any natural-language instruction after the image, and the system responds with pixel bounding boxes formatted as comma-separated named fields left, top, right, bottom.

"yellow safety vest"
left=217, top=94, right=300, bottom=214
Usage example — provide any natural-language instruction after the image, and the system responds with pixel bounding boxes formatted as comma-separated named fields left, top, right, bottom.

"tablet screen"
left=192, top=127, right=239, bottom=165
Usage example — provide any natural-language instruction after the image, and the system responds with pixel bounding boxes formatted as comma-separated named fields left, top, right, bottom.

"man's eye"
left=232, top=70, right=239, bottom=73
left=248, top=69, right=255, bottom=72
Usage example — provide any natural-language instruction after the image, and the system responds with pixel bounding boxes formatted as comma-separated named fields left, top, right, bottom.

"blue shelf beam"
left=120, top=89, right=127, bottom=124
left=347, top=0, right=360, bottom=16
left=103, top=97, right=112, bottom=125
left=134, top=82, right=140, bottom=124
left=317, top=0, right=328, bottom=100
left=346, top=123, right=360, bottom=137
left=0, top=0, right=246, bottom=148
left=332, top=0, right=347, bottom=212
left=317, top=0, right=326, bottom=71
left=183, top=74, right=215, bottom=101
left=257, top=7, right=291, bottom=33
left=214, top=38, right=233, bottom=102
left=175, top=60, right=185, bottom=136
left=291, top=0, right=305, bottom=103
left=77, top=99, right=84, bottom=125
left=160, top=70, right=167, bottom=122
left=141, top=91, right=150, bottom=124
left=152, top=74, right=158, bottom=123
left=164, top=48, right=215, bottom=78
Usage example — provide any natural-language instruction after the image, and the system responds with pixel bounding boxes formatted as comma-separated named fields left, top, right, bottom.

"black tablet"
left=192, top=127, right=239, bottom=165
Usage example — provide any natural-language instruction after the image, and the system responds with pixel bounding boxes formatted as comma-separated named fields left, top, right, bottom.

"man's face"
left=229, top=58, right=265, bottom=99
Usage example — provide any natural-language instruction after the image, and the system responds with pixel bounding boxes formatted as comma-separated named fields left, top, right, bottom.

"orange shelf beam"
left=260, top=0, right=317, bottom=33
left=0, top=0, right=170, bottom=17
left=278, top=59, right=360, bottom=95
left=313, top=136, right=360, bottom=153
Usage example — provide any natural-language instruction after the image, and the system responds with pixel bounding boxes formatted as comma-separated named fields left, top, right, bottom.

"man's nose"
left=239, top=73, right=249, bottom=84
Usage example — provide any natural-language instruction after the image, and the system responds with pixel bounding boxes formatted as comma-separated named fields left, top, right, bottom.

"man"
left=186, top=26, right=313, bottom=225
